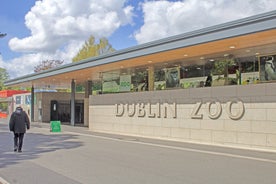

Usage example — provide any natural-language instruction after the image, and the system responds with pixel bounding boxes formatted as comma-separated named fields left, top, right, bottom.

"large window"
left=15, top=96, right=22, bottom=104
left=92, top=80, right=102, bottom=95
left=154, top=68, right=166, bottom=90
left=25, top=95, right=31, bottom=105
left=93, top=50, right=276, bottom=94
left=180, top=64, right=205, bottom=88
left=102, top=71, right=120, bottom=93
left=238, top=56, right=259, bottom=85
left=132, top=69, right=148, bottom=92
left=260, top=54, right=276, bottom=82
left=99, top=68, right=148, bottom=94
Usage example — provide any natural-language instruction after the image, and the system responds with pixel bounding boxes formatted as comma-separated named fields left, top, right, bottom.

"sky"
left=0, top=0, right=276, bottom=79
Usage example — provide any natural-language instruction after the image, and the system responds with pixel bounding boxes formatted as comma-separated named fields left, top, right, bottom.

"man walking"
left=9, top=106, right=30, bottom=152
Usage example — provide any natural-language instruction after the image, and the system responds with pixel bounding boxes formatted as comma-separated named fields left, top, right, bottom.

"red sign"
left=0, top=90, right=29, bottom=98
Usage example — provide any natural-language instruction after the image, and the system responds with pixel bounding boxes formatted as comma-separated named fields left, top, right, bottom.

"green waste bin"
left=50, top=121, right=61, bottom=132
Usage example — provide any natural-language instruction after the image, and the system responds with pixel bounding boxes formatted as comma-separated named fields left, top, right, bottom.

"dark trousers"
left=14, top=133, right=25, bottom=150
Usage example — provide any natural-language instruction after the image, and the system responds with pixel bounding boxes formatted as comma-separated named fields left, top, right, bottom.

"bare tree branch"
left=34, top=60, right=64, bottom=72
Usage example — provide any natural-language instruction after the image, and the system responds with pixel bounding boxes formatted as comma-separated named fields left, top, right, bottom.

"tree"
left=0, top=67, right=9, bottom=90
left=213, top=57, right=236, bottom=78
left=72, top=36, right=115, bottom=62
left=97, top=38, right=116, bottom=56
left=34, top=59, right=64, bottom=73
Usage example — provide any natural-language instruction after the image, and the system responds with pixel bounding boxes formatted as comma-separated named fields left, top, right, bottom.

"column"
left=84, top=80, right=92, bottom=127
left=71, top=79, right=76, bottom=126
left=31, top=86, right=34, bottom=122
left=85, top=80, right=92, bottom=98
left=148, top=66, right=154, bottom=91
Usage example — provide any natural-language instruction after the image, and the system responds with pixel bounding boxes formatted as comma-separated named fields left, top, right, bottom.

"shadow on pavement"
left=0, top=125, right=83, bottom=169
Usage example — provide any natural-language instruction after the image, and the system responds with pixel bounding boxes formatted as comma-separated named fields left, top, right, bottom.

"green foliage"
left=72, top=36, right=115, bottom=62
left=0, top=68, right=9, bottom=90
left=92, top=81, right=102, bottom=90
left=34, top=60, right=64, bottom=72
left=76, top=84, right=85, bottom=92
left=213, top=58, right=236, bottom=78
left=0, top=102, right=8, bottom=112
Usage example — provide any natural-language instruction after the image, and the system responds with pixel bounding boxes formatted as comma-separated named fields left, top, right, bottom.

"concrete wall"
left=89, top=83, right=276, bottom=151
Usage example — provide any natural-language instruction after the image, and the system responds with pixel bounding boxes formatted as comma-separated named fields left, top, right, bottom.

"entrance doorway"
left=75, top=102, right=84, bottom=125
left=50, top=100, right=84, bottom=125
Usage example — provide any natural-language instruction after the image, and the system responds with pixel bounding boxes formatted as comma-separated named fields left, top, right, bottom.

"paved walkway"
left=1, top=120, right=276, bottom=184
left=4, top=119, right=276, bottom=158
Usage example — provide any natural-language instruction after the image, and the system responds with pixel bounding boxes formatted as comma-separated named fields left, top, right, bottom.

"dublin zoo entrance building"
left=5, top=11, right=276, bottom=151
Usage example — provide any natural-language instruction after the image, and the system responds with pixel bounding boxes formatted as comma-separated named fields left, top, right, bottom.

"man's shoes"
left=14, top=148, right=17, bottom=152
left=18, top=150, right=22, bottom=153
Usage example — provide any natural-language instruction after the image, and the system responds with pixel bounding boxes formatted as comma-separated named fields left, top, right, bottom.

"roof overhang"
left=4, top=10, right=276, bottom=89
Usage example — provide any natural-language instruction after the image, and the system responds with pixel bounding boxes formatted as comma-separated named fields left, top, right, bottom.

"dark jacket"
left=9, top=107, right=30, bottom=133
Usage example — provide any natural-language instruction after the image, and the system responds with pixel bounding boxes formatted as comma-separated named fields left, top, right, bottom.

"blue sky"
left=0, top=0, right=37, bottom=59
left=0, top=0, right=139, bottom=60
left=0, top=0, right=276, bottom=79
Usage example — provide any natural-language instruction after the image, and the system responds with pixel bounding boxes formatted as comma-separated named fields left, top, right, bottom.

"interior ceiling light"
left=255, top=52, right=260, bottom=55
left=184, top=54, right=188, bottom=57
left=229, top=46, right=236, bottom=49
left=224, top=54, right=229, bottom=57
left=200, top=57, right=204, bottom=60
left=147, top=60, right=152, bottom=63
left=246, top=49, right=251, bottom=52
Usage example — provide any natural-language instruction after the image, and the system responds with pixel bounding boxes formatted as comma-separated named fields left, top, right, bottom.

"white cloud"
left=9, top=0, right=134, bottom=52
left=4, top=0, right=134, bottom=79
left=134, top=0, right=276, bottom=44
left=4, top=0, right=276, bottom=79
left=1, top=41, right=83, bottom=78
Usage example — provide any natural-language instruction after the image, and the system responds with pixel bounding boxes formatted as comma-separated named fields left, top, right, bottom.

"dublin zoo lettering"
left=115, top=101, right=244, bottom=120
left=115, top=103, right=177, bottom=119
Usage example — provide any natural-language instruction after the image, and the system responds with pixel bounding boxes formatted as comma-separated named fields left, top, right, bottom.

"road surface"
left=1, top=120, right=276, bottom=184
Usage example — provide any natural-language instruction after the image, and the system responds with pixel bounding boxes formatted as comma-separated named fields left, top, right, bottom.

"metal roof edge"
left=67, top=10, right=276, bottom=64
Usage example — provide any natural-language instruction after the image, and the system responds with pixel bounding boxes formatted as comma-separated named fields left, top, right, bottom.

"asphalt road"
left=1, top=120, right=276, bottom=184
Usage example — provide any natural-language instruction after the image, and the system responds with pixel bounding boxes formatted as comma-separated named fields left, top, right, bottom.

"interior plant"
left=212, top=56, right=236, bottom=86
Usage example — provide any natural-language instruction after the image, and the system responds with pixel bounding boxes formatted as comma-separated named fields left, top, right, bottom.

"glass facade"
left=91, top=43, right=276, bottom=94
